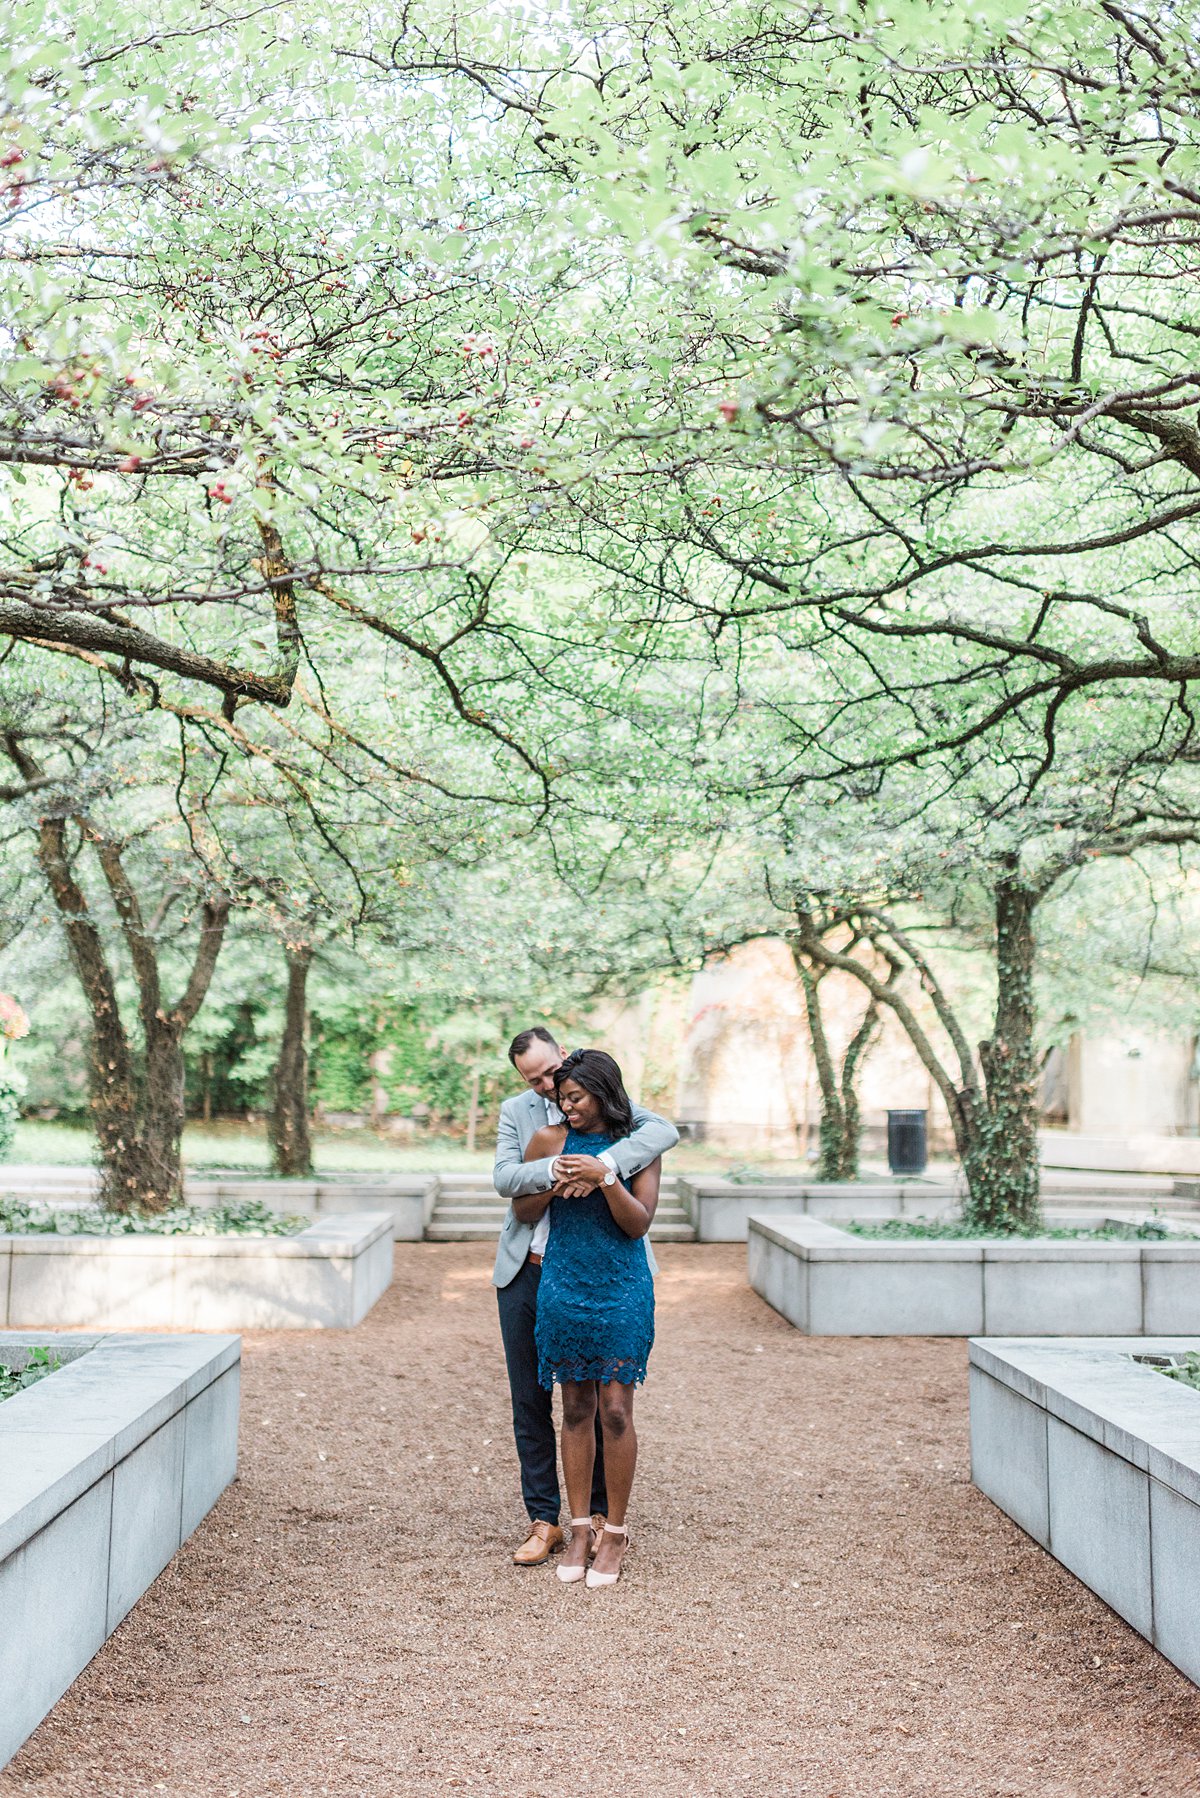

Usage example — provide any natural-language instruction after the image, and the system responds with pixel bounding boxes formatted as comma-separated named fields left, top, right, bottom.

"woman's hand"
left=553, top=1153, right=608, bottom=1189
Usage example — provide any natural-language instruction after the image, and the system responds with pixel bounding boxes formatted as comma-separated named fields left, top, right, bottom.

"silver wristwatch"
left=602, top=1168, right=617, bottom=1187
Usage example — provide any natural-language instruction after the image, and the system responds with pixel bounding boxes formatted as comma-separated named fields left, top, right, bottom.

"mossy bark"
left=962, top=875, right=1041, bottom=1230
left=12, top=771, right=228, bottom=1214
left=796, top=958, right=881, bottom=1182
left=269, top=943, right=314, bottom=1177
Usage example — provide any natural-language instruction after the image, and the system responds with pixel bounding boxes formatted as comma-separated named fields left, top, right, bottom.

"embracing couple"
left=492, top=1026, right=678, bottom=1590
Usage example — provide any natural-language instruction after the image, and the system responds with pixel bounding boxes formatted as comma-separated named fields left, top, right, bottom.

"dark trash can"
left=887, top=1109, right=928, bottom=1175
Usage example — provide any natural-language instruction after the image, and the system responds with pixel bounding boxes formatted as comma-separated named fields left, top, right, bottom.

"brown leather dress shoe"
left=589, top=1514, right=607, bottom=1557
left=513, top=1520, right=564, bottom=1566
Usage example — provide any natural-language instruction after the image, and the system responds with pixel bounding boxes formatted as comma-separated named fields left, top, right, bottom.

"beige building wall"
left=591, top=945, right=1200, bottom=1156
left=1068, top=1031, right=1199, bottom=1137
left=672, top=940, right=951, bottom=1157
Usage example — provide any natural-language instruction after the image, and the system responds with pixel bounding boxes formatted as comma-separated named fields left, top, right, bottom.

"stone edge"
left=0, top=1212, right=393, bottom=1262
left=968, top=1335, right=1200, bottom=1507
left=0, top=1331, right=239, bottom=1561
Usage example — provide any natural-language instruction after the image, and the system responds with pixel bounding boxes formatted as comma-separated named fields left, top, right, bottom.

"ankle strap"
left=602, top=1522, right=628, bottom=1536
left=570, top=1516, right=593, bottom=1527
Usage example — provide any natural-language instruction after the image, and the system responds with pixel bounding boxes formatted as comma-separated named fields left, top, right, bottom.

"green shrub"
left=0, top=1195, right=307, bottom=1236
left=0, top=1345, right=61, bottom=1404
left=0, top=1071, right=23, bottom=1162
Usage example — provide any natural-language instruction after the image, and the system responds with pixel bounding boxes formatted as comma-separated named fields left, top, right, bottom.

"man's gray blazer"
left=491, top=1090, right=678, bottom=1288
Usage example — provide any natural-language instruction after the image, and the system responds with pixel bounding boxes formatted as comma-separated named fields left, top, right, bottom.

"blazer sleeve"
left=602, top=1106, right=680, bottom=1182
left=493, top=1100, right=557, bottom=1198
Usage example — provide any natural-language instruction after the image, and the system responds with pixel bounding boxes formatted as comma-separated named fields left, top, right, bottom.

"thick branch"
left=0, top=596, right=295, bottom=706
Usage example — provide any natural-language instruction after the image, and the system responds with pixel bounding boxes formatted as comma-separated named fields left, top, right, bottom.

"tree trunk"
left=792, top=896, right=1041, bottom=1231
left=270, top=943, right=313, bottom=1177
left=837, top=996, right=881, bottom=1181
left=101, top=1016, right=189, bottom=1212
left=2, top=738, right=231, bottom=1214
left=963, top=875, right=1042, bottom=1230
left=795, top=960, right=846, bottom=1181
left=466, top=1036, right=482, bottom=1154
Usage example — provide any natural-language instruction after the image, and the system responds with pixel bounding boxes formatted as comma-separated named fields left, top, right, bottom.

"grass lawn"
left=11, top=1119, right=492, bottom=1174
left=6, top=1117, right=898, bottom=1179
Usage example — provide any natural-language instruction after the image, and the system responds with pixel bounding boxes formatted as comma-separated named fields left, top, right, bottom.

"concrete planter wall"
left=747, top=1215, right=1200, bottom=1336
left=678, top=1178, right=957, bottom=1242
left=0, top=1169, right=438, bottom=1241
left=1039, top=1130, right=1200, bottom=1178
left=970, top=1336, right=1200, bottom=1686
left=0, top=1212, right=394, bottom=1331
left=186, top=1176, right=437, bottom=1240
left=0, top=1329, right=240, bottom=1766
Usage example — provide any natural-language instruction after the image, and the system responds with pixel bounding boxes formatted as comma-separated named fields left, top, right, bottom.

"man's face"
left=513, top=1040, right=566, bottom=1099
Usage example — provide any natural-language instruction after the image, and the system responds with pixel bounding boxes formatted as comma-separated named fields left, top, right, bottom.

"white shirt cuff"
left=599, top=1150, right=618, bottom=1176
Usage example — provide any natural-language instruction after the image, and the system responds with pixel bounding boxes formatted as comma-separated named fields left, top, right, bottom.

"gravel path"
left=4, top=1244, right=1199, bottom=1798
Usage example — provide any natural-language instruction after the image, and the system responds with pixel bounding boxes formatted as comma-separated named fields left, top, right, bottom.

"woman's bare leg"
left=559, top=1380, right=598, bottom=1572
left=593, top=1382, right=636, bottom=1575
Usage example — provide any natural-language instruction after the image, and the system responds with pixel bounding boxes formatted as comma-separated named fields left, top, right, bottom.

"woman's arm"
left=511, top=1125, right=567, bottom=1225
left=600, top=1156, right=661, bottom=1240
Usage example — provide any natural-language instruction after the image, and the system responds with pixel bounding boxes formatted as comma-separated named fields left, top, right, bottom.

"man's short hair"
left=508, top=1025, right=560, bottom=1067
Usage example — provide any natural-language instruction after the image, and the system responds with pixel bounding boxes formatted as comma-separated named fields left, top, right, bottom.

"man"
left=493, top=1025, right=679, bottom=1567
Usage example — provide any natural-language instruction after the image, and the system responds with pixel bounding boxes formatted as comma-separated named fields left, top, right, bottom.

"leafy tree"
left=1, top=674, right=230, bottom=1209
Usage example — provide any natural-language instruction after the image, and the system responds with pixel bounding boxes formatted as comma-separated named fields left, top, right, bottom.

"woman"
left=513, top=1048, right=659, bottom=1589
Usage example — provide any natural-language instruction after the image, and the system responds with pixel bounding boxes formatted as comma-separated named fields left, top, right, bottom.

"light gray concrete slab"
left=313, top=1179, right=436, bottom=1240
left=0, top=1334, right=237, bottom=1560
left=696, top=1192, right=817, bottom=1240
left=804, top=1193, right=904, bottom=1220
left=748, top=1229, right=808, bottom=1328
left=746, top=1215, right=858, bottom=1253
left=982, top=1247, right=1142, bottom=1335
left=1142, top=1246, right=1200, bottom=1333
left=1047, top=1414, right=1152, bottom=1637
left=350, top=1227, right=394, bottom=1324
left=9, top=1241, right=179, bottom=1329
left=171, top=1253, right=351, bottom=1330
left=1150, top=1480, right=1200, bottom=1684
left=181, top=1364, right=240, bottom=1540
left=968, top=1366, right=1049, bottom=1545
left=808, top=1256, right=983, bottom=1335
left=0, top=1331, right=239, bottom=1769
left=969, top=1336, right=1200, bottom=1687
left=107, top=1412, right=186, bottom=1631
left=0, top=1474, right=113, bottom=1768
left=1, top=1214, right=393, bottom=1331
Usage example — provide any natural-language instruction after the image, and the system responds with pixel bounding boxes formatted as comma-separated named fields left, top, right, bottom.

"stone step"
left=1034, top=1192, right=1200, bottom=1217
left=434, top=1173, right=681, bottom=1197
left=428, top=1200, right=691, bottom=1221
left=424, top=1222, right=697, bottom=1243
left=424, top=1202, right=695, bottom=1243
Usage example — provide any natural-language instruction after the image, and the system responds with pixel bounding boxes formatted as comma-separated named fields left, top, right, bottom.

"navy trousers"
left=496, top=1256, right=607, bottom=1524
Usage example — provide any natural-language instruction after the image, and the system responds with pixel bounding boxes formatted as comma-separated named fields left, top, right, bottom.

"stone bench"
left=0, top=1212, right=394, bottom=1331
left=747, top=1214, right=1200, bottom=1335
left=0, top=1330, right=240, bottom=1766
left=678, top=1178, right=958, bottom=1241
left=970, top=1335, right=1200, bottom=1685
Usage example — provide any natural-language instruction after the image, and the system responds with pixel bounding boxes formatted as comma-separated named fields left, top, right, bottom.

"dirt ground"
left=4, top=1243, right=1199, bottom=1798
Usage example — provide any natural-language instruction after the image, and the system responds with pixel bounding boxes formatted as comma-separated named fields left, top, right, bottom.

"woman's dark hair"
left=553, top=1049, right=635, bottom=1138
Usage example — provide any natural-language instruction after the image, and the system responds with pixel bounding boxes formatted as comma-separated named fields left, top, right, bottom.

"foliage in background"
left=1155, top=1353, right=1200, bottom=1397
left=0, top=1195, right=306, bottom=1235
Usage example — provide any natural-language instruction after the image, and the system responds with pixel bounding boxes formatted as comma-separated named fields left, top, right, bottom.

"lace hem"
left=539, top=1353, right=649, bottom=1388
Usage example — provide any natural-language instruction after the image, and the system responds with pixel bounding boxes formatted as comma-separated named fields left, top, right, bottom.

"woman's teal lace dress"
left=535, top=1129, right=655, bottom=1388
